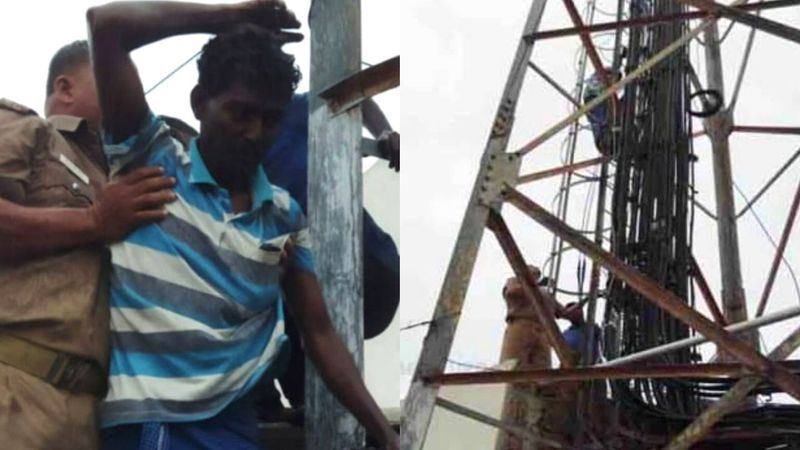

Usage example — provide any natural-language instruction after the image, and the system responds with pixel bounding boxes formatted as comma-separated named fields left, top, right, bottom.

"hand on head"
left=238, top=0, right=302, bottom=32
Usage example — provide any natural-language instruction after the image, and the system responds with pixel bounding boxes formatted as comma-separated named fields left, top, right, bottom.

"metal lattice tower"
left=402, top=0, right=800, bottom=448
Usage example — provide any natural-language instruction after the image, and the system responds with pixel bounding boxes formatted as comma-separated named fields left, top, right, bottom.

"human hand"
left=279, top=234, right=296, bottom=268
left=267, top=29, right=304, bottom=45
left=377, top=130, right=399, bottom=171
left=376, top=429, right=399, bottom=450
left=383, top=436, right=400, bottom=450
left=89, top=166, right=176, bottom=242
left=237, top=0, right=301, bottom=31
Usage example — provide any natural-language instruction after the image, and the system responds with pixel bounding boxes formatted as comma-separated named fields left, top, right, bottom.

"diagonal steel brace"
left=502, top=186, right=800, bottom=402
left=665, top=324, right=800, bottom=450
left=677, top=0, right=800, bottom=45
left=487, top=210, right=575, bottom=367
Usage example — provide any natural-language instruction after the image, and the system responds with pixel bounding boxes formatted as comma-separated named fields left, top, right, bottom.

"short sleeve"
left=291, top=213, right=315, bottom=274
left=104, top=111, right=172, bottom=174
left=0, top=114, right=43, bottom=183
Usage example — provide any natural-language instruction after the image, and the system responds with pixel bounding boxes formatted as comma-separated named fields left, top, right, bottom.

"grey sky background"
left=0, top=0, right=400, bottom=407
left=401, top=0, right=800, bottom=402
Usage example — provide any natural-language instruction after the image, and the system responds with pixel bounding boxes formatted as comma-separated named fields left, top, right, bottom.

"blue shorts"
left=101, top=393, right=261, bottom=450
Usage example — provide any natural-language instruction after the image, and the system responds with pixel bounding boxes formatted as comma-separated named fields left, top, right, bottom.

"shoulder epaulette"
left=0, top=98, right=37, bottom=116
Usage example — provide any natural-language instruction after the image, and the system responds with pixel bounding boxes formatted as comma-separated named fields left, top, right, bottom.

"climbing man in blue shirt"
left=558, top=300, right=602, bottom=365
left=259, top=92, right=400, bottom=418
left=87, top=1, right=398, bottom=449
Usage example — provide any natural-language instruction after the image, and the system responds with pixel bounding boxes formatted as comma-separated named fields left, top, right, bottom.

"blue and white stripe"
left=100, top=113, right=314, bottom=427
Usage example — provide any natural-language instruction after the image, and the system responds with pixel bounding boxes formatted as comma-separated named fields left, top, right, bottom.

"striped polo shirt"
left=100, top=112, right=314, bottom=427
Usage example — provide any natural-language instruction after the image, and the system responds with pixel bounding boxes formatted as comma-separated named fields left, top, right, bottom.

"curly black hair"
left=46, top=40, right=90, bottom=97
left=197, top=26, right=301, bottom=99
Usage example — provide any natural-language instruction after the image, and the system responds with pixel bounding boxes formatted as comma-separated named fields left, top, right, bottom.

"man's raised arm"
left=87, top=0, right=300, bottom=140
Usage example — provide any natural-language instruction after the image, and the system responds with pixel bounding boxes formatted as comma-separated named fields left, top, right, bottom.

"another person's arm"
left=363, top=97, right=399, bottom=171
left=0, top=167, right=175, bottom=261
left=362, top=209, right=399, bottom=339
left=282, top=268, right=399, bottom=450
left=0, top=108, right=174, bottom=261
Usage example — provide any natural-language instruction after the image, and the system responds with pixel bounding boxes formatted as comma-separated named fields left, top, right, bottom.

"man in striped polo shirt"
left=88, top=1, right=398, bottom=449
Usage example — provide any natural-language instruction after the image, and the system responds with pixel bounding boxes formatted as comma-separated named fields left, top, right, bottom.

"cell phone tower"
left=402, top=0, right=800, bottom=448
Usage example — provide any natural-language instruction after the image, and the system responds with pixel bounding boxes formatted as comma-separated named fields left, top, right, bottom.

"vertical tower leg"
left=701, top=24, right=758, bottom=351
left=401, top=2, right=549, bottom=449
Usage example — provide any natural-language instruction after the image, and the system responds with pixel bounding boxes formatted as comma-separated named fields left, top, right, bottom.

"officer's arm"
left=0, top=166, right=175, bottom=262
left=281, top=269, right=398, bottom=450
left=86, top=0, right=300, bottom=140
left=0, top=195, right=100, bottom=261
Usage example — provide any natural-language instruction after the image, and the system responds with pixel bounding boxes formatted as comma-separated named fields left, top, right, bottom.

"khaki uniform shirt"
left=0, top=99, right=109, bottom=367
left=0, top=99, right=109, bottom=449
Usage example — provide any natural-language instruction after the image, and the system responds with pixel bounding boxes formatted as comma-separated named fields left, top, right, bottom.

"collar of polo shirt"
left=186, top=138, right=274, bottom=210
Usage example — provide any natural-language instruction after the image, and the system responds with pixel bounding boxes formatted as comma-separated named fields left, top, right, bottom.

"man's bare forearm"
left=283, top=270, right=397, bottom=448
left=305, top=324, right=396, bottom=444
left=88, top=1, right=244, bottom=139
left=0, top=197, right=99, bottom=261
left=87, top=2, right=240, bottom=53
left=363, top=97, right=392, bottom=138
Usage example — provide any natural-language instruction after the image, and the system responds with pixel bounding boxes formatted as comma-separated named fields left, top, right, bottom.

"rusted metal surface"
left=424, top=361, right=800, bottom=385
left=755, top=177, right=800, bottom=317
left=487, top=211, right=575, bottom=367
left=694, top=125, right=800, bottom=138
left=435, top=397, right=566, bottom=449
left=559, top=0, right=620, bottom=115
left=479, top=153, right=522, bottom=209
left=527, top=62, right=582, bottom=108
left=517, top=156, right=607, bottom=185
left=599, top=304, right=800, bottom=367
left=701, top=22, right=758, bottom=352
left=514, top=10, right=727, bottom=156
left=318, top=55, right=399, bottom=115
left=502, top=186, right=800, bottom=401
left=733, top=125, right=800, bottom=135
left=400, top=2, right=549, bottom=448
left=664, top=325, right=800, bottom=450
left=677, top=0, right=800, bottom=44
left=689, top=256, right=727, bottom=325
left=526, top=0, right=800, bottom=41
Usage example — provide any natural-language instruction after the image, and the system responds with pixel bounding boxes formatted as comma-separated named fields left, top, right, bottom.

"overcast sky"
left=401, top=0, right=800, bottom=401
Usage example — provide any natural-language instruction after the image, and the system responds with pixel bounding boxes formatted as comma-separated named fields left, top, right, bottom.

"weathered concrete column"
left=307, top=1, right=364, bottom=449
left=701, top=24, right=758, bottom=351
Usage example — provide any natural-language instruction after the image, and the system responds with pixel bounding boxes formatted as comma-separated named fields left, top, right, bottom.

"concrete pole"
left=307, top=1, right=365, bottom=449
left=701, top=24, right=758, bottom=351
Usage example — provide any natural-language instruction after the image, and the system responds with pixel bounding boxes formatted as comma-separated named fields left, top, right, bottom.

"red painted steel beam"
left=755, top=177, right=800, bottom=317
left=526, top=0, right=800, bottom=41
left=487, top=211, right=575, bottom=368
left=424, top=360, right=800, bottom=386
left=678, top=0, right=800, bottom=45
left=689, top=255, right=727, bottom=326
left=560, top=0, right=620, bottom=111
left=517, top=156, right=608, bottom=184
left=734, top=125, right=800, bottom=135
left=694, top=125, right=800, bottom=139
left=502, top=186, right=800, bottom=402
